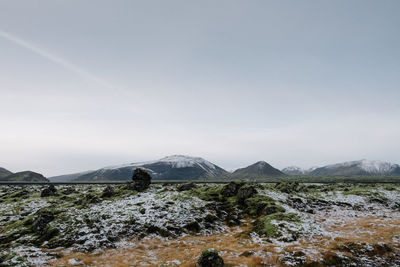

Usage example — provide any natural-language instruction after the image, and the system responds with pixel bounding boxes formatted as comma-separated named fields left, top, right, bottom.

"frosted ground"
left=0, top=182, right=399, bottom=266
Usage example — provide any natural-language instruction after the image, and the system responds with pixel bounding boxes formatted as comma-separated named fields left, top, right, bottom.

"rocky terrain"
left=0, top=181, right=399, bottom=266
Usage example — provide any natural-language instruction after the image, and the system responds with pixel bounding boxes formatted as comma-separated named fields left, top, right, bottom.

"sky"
left=1, top=1, right=400, bottom=176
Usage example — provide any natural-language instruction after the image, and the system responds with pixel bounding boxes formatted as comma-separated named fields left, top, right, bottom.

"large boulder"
left=131, top=168, right=152, bottom=192
left=197, top=248, right=224, bottom=267
left=41, top=185, right=57, bottom=197
left=221, top=181, right=244, bottom=197
left=237, top=185, right=257, bottom=204
left=101, top=185, right=114, bottom=198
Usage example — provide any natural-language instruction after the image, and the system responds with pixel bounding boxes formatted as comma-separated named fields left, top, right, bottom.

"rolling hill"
left=0, top=171, right=49, bottom=182
left=0, top=167, right=13, bottom=179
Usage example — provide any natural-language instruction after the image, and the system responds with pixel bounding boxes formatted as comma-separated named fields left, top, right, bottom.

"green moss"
left=225, top=196, right=239, bottom=207
left=342, top=187, right=375, bottom=197
left=232, top=180, right=245, bottom=186
left=0, top=214, right=35, bottom=248
left=244, top=195, right=284, bottom=217
left=188, top=185, right=225, bottom=202
left=0, top=252, right=27, bottom=266
left=253, top=212, right=300, bottom=237
left=383, top=184, right=397, bottom=191
left=202, top=247, right=218, bottom=256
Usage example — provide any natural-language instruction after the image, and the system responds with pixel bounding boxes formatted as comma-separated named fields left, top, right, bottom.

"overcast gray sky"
left=1, top=1, right=400, bottom=176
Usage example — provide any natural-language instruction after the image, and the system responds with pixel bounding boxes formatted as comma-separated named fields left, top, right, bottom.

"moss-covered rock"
left=253, top=212, right=301, bottom=238
left=237, top=184, right=257, bottom=204
left=197, top=248, right=224, bottom=267
left=40, top=185, right=58, bottom=197
left=221, top=181, right=244, bottom=197
left=101, top=185, right=114, bottom=198
left=275, top=182, right=307, bottom=194
left=184, top=221, right=201, bottom=232
left=177, top=182, right=197, bottom=192
left=244, top=195, right=285, bottom=217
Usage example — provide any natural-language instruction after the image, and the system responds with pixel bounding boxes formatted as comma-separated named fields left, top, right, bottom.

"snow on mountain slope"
left=311, top=159, right=400, bottom=176
left=104, top=155, right=216, bottom=171
left=74, top=155, right=229, bottom=181
left=323, top=160, right=398, bottom=173
left=281, top=166, right=305, bottom=175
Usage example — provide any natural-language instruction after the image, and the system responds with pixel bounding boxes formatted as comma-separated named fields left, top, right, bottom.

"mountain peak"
left=282, top=166, right=305, bottom=175
left=70, top=155, right=228, bottom=181
left=232, top=161, right=283, bottom=177
left=158, top=155, right=215, bottom=169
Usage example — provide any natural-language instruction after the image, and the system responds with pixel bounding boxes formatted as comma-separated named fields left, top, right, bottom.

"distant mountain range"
left=281, top=160, right=400, bottom=176
left=49, top=157, right=400, bottom=182
left=2, top=156, right=400, bottom=182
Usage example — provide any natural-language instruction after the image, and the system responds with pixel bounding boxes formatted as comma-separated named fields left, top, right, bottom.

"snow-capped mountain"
left=232, top=161, right=283, bottom=178
left=281, top=166, right=319, bottom=175
left=310, top=160, right=400, bottom=176
left=71, top=155, right=229, bottom=181
left=281, top=166, right=305, bottom=175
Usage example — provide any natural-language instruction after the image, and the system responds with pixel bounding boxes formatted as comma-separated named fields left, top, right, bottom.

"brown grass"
left=51, top=209, right=400, bottom=267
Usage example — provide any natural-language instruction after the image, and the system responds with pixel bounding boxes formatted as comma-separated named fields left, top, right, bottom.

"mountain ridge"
left=282, top=160, right=400, bottom=176
left=70, top=155, right=230, bottom=181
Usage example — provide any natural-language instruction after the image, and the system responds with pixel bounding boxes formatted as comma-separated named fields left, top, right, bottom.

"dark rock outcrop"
left=61, top=187, right=76, bottom=195
left=197, top=248, right=224, bottom=267
left=184, top=221, right=201, bottom=232
left=131, top=168, right=152, bottom=191
left=177, top=182, right=197, bottom=191
left=41, top=185, right=57, bottom=197
left=221, top=181, right=243, bottom=197
left=32, top=210, right=55, bottom=235
left=237, top=185, right=257, bottom=203
left=101, top=186, right=114, bottom=198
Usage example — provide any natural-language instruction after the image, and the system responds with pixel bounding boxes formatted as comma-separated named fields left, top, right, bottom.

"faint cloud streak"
left=0, top=29, right=121, bottom=92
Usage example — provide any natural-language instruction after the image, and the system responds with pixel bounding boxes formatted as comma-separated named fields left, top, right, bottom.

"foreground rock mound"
left=197, top=248, right=224, bottom=267
left=101, top=185, right=114, bottom=198
left=131, top=168, right=152, bottom=191
left=41, top=184, right=57, bottom=197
